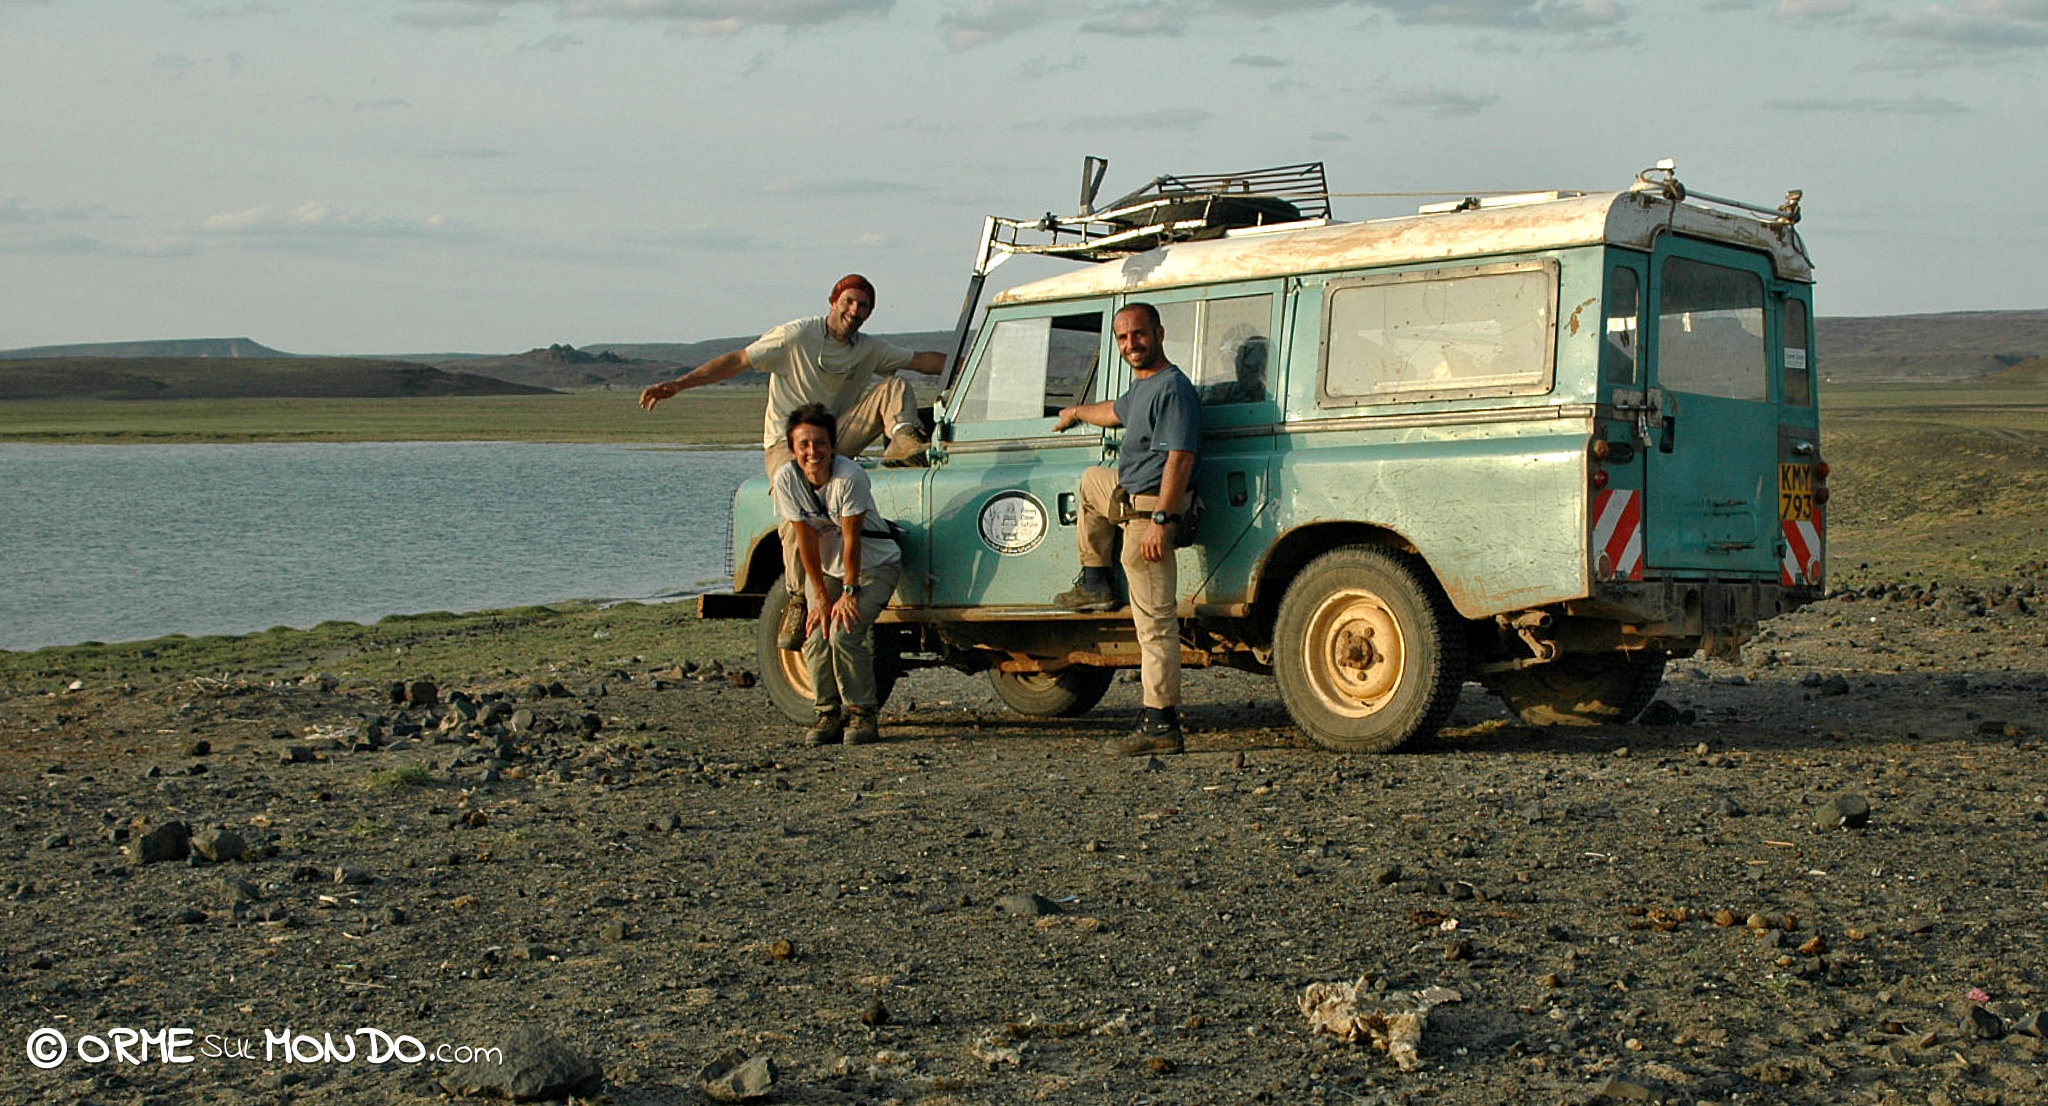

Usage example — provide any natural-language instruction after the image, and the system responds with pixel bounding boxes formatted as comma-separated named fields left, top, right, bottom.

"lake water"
left=0, top=442, right=763, bottom=652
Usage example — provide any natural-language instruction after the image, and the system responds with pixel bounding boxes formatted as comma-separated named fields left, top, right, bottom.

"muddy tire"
left=756, top=579, right=900, bottom=725
left=988, top=667, right=1114, bottom=718
left=1488, top=654, right=1666, bottom=726
left=1272, top=546, right=1466, bottom=753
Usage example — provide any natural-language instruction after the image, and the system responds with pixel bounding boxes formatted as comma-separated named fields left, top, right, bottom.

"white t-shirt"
left=770, top=456, right=903, bottom=579
left=748, top=316, right=915, bottom=449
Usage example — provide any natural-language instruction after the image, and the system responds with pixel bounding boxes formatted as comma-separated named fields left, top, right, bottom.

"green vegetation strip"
left=0, top=391, right=769, bottom=445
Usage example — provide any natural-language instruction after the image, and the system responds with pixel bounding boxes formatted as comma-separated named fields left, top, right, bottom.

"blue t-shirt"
left=1113, top=365, right=1201, bottom=496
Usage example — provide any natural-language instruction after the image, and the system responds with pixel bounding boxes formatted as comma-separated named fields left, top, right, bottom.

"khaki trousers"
left=801, top=561, right=901, bottom=714
left=1076, top=465, right=1180, bottom=710
left=764, top=374, right=917, bottom=585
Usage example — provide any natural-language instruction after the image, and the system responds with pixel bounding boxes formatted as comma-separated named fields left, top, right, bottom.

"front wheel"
left=1486, top=654, right=1665, bottom=726
left=988, top=667, right=1114, bottom=718
left=755, top=579, right=900, bottom=725
left=1272, top=546, right=1466, bottom=753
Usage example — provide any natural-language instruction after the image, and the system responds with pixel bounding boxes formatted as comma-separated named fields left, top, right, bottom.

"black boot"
left=1101, top=707, right=1183, bottom=756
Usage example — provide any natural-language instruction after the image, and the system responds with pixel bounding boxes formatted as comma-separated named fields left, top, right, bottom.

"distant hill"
left=0, top=357, right=555, bottom=401
left=1817, top=309, right=2048, bottom=383
left=414, top=330, right=959, bottom=391
left=0, top=337, right=290, bottom=360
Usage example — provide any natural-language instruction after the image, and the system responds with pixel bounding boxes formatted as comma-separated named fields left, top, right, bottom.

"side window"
left=1322, top=263, right=1553, bottom=403
left=1658, top=258, right=1766, bottom=402
left=1782, top=297, right=1813, bottom=407
left=1199, top=295, right=1272, bottom=405
left=1150, top=296, right=1274, bottom=406
left=953, top=310, right=1103, bottom=423
left=1604, top=267, right=1640, bottom=385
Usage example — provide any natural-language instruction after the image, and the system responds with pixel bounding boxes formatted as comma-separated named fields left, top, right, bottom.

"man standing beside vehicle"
left=639, top=274, right=946, bottom=645
left=1050, top=302, right=1200, bottom=756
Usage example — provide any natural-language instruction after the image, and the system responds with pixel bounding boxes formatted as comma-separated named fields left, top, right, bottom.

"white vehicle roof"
left=990, top=189, right=1812, bottom=308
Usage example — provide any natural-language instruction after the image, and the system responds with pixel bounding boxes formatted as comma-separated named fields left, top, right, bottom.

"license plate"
left=1778, top=463, right=1814, bottom=521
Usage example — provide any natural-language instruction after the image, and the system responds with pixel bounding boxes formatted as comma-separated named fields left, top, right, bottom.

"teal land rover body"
left=715, top=161, right=1827, bottom=752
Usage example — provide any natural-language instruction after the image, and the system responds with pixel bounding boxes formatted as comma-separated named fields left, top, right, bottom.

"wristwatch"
left=844, top=583, right=861, bottom=597
left=1150, top=510, right=1171, bottom=525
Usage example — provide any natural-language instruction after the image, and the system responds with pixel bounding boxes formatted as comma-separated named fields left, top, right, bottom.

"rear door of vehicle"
left=1640, top=241, right=1782, bottom=577
left=923, top=301, right=1112, bottom=608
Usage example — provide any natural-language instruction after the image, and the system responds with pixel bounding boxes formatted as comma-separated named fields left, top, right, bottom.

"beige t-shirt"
left=748, top=316, right=915, bottom=449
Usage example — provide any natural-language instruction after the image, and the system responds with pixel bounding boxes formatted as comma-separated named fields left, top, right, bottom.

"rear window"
left=1658, top=257, right=1766, bottom=402
left=1320, top=261, right=1555, bottom=405
left=1782, top=298, right=1813, bottom=407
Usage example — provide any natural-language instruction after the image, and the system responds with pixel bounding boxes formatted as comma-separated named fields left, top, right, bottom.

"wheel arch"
left=735, top=528, right=782, bottom=596
left=1248, top=522, right=1431, bottom=642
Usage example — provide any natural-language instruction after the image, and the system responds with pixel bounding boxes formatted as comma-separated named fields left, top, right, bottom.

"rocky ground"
left=3, top=577, right=2047, bottom=1106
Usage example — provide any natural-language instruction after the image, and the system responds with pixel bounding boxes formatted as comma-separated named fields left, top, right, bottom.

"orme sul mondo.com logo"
left=977, top=491, right=1048, bottom=556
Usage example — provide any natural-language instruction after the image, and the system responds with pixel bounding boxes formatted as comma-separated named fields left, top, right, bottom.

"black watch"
left=1150, top=510, right=1171, bottom=525
left=843, top=583, right=861, bottom=596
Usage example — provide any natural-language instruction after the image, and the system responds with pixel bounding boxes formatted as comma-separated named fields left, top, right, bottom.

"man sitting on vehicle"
left=1050, top=302, right=1201, bottom=756
left=639, top=274, right=946, bottom=646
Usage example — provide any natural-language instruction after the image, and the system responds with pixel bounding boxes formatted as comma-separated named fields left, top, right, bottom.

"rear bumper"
left=1570, top=577, right=1822, bottom=656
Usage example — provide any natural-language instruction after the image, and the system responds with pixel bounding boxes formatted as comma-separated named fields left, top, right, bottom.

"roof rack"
left=980, top=157, right=1331, bottom=268
left=942, top=157, right=1331, bottom=385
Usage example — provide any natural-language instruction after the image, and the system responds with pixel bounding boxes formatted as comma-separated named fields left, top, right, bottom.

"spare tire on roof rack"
left=1108, top=193, right=1305, bottom=234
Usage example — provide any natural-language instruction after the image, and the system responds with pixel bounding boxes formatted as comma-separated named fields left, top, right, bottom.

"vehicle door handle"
left=1227, top=471, right=1248, bottom=507
left=1659, top=416, right=1676, bottom=453
left=1058, top=492, right=1078, bottom=525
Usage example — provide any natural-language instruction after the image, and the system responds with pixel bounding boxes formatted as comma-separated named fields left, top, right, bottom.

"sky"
left=2, top=0, right=2044, bottom=355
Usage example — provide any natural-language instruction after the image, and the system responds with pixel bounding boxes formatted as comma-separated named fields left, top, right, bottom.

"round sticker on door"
left=978, top=491, right=1049, bottom=556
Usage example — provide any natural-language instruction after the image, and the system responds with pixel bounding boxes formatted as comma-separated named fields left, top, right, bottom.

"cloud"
left=1865, top=4, right=2048, bottom=48
left=1015, top=52, right=1087, bottom=78
left=196, top=202, right=475, bottom=252
left=1386, top=86, right=1499, bottom=117
left=1763, top=94, right=1972, bottom=114
left=0, top=198, right=109, bottom=224
left=1770, top=0, right=1854, bottom=21
left=1361, top=0, right=1626, bottom=30
left=0, top=233, right=199, bottom=259
left=418, top=147, right=512, bottom=160
left=561, top=0, right=895, bottom=35
left=760, top=178, right=935, bottom=196
left=1064, top=107, right=1214, bottom=131
left=1232, top=52, right=1287, bottom=66
left=940, top=0, right=1078, bottom=48
left=395, top=1, right=519, bottom=28
left=520, top=32, right=586, bottom=50
left=1080, top=2, right=1189, bottom=35
left=186, top=1, right=285, bottom=17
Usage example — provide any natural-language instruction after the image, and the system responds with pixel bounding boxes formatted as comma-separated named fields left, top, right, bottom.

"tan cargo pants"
left=1076, top=465, right=1180, bottom=710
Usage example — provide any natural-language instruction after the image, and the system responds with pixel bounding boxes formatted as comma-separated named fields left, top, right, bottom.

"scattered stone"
left=997, top=892, right=1061, bottom=917
left=860, top=997, right=890, bottom=1026
left=404, top=680, right=439, bottom=708
left=131, top=821, right=192, bottom=864
left=509, top=709, right=537, bottom=734
left=1637, top=701, right=1694, bottom=726
left=442, top=1025, right=602, bottom=1102
left=1593, top=1073, right=1667, bottom=1101
left=191, top=826, right=247, bottom=863
left=2013, top=1011, right=2044, bottom=1039
left=697, top=1049, right=775, bottom=1103
left=279, top=746, right=316, bottom=765
left=185, top=740, right=211, bottom=757
left=1968, top=1005, right=2006, bottom=1040
left=1300, top=975, right=1463, bottom=1072
left=1814, top=794, right=1871, bottom=830
left=726, top=670, right=757, bottom=689
left=334, top=865, right=374, bottom=886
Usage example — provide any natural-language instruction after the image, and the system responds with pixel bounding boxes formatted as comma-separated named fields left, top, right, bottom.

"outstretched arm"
left=639, top=348, right=752, bottom=410
left=908, top=351, right=946, bottom=375
left=1052, top=399, right=1121, bottom=433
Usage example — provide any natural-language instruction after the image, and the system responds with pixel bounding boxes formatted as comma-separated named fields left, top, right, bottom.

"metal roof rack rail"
left=943, top=158, right=1330, bottom=380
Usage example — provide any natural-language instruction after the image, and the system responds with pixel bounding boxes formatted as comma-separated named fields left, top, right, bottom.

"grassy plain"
left=0, top=389, right=768, bottom=445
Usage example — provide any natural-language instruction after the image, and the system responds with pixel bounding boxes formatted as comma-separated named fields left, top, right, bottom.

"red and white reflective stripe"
left=1592, top=489, right=1643, bottom=581
left=1781, top=508, right=1823, bottom=586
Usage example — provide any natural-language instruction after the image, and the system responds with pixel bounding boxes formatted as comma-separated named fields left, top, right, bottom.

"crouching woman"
left=771, top=403, right=903, bottom=746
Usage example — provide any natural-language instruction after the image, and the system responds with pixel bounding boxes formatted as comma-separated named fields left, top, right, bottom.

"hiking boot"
left=1101, top=707, right=1183, bottom=757
left=842, top=708, right=880, bottom=746
left=776, top=592, right=806, bottom=651
left=881, top=426, right=930, bottom=467
left=1052, top=578, right=1118, bottom=612
left=803, top=709, right=843, bottom=747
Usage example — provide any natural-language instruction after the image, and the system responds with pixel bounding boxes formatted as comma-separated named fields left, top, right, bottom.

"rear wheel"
left=756, top=579, right=900, bottom=725
left=988, top=667, right=1114, bottom=718
left=1487, top=654, right=1665, bottom=726
left=1272, top=546, right=1465, bottom=753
